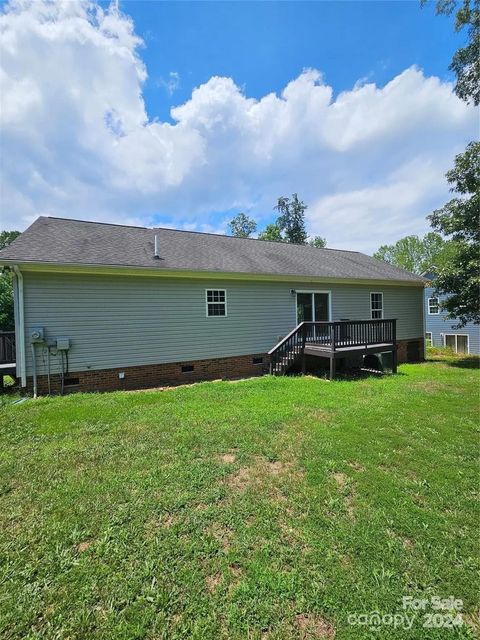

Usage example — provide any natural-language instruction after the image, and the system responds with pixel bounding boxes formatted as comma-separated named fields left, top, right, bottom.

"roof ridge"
left=45, top=216, right=359, bottom=253
left=45, top=216, right=147, bottom=230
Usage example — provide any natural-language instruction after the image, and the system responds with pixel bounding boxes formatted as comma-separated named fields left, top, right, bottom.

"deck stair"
left=268, top=319, right=397, bottom=379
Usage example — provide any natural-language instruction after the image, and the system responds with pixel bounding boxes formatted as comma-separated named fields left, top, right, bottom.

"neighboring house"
left=423, top=272, right=480, bottom=355
left=0, top=217, right=426, bottom=393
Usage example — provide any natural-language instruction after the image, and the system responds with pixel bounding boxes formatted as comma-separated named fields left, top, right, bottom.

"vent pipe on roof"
left=154, top=234, right=160, bottom=259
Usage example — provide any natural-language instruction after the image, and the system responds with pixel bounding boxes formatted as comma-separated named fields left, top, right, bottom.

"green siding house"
left=0, top=217, right=426, bottom=393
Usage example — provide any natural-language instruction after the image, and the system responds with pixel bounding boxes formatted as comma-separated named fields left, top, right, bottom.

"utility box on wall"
left=56, top=337, right=70, bottom=350
left=30, top=327, right=45, bottom=343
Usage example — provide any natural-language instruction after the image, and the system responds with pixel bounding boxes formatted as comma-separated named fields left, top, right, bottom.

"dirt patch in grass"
left=387, top=528, right=415, bottom=550
left=227, top=466, right=251, bottom=493
left=207, top=523, right=232, bottom=552
left=76, top=540, right=94, bottom=553
left=340, top=554, right=353, bottom=568
left=162, top=514, right=177, bottom=528
left=411, top=381, right=450, bottom=393
left=412, top=493, right=428, bottom=508
left=402, top=537, right=414, bottom=549
left=205, top=573, right=222, bottom=593
left=301, top=407, right=333, bottom=422
left=332, top=472, right=347, bottom=487
left=219, top=452, right=236, bottom=464
left=332, top=472, right=355, bottom=520
left=348, top=461, right=365, bottom=472
left=145, top=513, right=178, bottom=535
left=267, top=460, right=289, bottom=475
left=226, top=456, right=303, bottom=496
left=295, top=613, right=336, bottom=639
left=465, top=610, right=480, bottom=635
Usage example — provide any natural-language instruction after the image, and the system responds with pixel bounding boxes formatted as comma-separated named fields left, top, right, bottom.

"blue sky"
left=119, top=1, right=461, bottom=122
left=0, top=0, right=476, bottom=252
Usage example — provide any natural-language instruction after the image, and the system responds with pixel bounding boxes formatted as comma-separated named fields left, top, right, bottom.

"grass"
left=0, top=356, right=479, bottom=639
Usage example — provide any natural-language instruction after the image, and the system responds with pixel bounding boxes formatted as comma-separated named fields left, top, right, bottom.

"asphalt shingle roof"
left=0, top=216, right=425, bottom=283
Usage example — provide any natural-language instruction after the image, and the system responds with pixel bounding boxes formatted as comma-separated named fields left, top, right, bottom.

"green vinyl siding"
left=21, top=272, right=424, bottom=376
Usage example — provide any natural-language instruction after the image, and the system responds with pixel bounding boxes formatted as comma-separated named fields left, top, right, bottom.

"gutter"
left=12, top=266, right=26, bottom=387
left=0, top=259, right=427, bottom=287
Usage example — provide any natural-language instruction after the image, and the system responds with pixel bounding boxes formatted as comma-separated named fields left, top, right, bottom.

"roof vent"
left=154, top=234, right=160, bottom=259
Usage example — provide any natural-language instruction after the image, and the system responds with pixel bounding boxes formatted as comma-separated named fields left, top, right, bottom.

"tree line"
left=228, top=194, right=327, bottom=248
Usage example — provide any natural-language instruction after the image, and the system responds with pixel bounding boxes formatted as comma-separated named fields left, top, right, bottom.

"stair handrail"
left=268, top=322, right=305, bottom=355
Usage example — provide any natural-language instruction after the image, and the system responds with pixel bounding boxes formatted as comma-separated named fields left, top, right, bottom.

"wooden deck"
left=304, top=342, right=394, bottom=356
left=268, top=319, right=397, bottom=379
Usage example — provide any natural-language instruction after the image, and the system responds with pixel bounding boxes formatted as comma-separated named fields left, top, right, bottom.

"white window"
left=428, top=297, right=440, bottom=314
left=425, top=332, right=432, bottom=347
left=370, top=292, right=383, bottom=319
left=444, top=334, right=469, bottom=354
left=206, top=289, right=227, bottom=317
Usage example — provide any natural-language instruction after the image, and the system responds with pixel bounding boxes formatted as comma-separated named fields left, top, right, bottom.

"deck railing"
left=0, top=332, right=15, bottom=365
left=268, top=319, right=396, bottom=376
left=303, top=319, right=396, bottom=350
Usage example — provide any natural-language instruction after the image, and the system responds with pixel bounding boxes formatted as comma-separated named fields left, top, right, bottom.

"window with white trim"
left=428, top=297, right=439, bottom=314
left=370, top=292, right=383, bottom=319
left=206, top=289, right=227, bottom=317
left=425, top=332, right=432, bottom=347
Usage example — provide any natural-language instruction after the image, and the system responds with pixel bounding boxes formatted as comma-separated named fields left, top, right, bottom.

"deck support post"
left=329, top=357, right=335, bottom=380
left=301, top=324, right=307, bottom=374
left=391, top=347, right=398, bottom=374
left=391, top=318, right=397, bottom=374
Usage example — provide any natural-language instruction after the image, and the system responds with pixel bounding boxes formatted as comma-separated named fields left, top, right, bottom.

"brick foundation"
left=27, top=353, right=269, bottom=394
left=25, top=337, right=424, bottom=395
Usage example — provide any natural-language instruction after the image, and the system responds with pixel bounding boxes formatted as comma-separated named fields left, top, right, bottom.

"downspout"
left=12, top=266, right=26, bottom=387
left=422, top=284, right=427, bottom=361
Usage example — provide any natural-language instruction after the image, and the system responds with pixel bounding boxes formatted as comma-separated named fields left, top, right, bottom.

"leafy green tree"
left=0, top=231, right=20, bottom=250
left=308, top=236, right=327, bottom=248
left=373, top=232, right=456, bottom=274
left=0, top=276, right=15, bottom=331
left=0, top=230, right=20, bottom=331
left=228, top=213, right=257, bottom=238
left=423, top=0, right=479, bottom=105
left=274, top=194, right=308, bottom=245
left=258, top=223, right=284, bottom=242
left=428, top=141, right=479, bottom=325
left=251, top=194, right=327, bottom=246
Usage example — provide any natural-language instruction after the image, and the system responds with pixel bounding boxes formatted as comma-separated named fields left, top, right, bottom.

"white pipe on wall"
left=31, top=343, right=37, bottom=398
left=12, top=266, right=26, bottom=387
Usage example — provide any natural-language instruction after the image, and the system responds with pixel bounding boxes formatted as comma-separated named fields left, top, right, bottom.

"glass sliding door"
left=297, top=292, right=330, bottom=323
left=297, top=292, right=330, bottom=343
left=296, top=293, right=313, bottom=323
left=457, top=335, right=468, bottom=353
left=445, top=334, right=469, bottom=354
left=445, top=335, right=456, bottom=350
left=314, top=293, right=329, bottom=321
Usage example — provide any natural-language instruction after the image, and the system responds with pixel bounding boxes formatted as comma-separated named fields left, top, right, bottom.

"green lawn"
left=0, top=357, right=479, bottom=639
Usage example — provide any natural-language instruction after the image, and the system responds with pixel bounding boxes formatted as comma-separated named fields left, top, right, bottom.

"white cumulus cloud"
left=0, top=0, right=476, bottom=252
